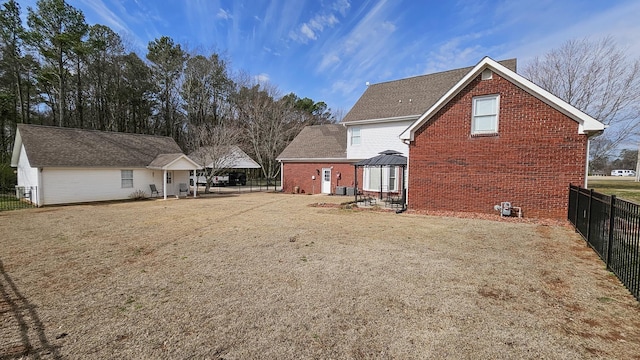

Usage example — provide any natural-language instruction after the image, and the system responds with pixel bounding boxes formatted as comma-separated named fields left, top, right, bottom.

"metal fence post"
left=574, top=186, right=581, bottom=231
left=568, top=183, right=571, bottom=221
left=586, top=189, right=593, bottom=243
left=606, top=195, right=616, bottom=270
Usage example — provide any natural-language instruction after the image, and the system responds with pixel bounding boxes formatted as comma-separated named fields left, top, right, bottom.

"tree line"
left=0, top=0, right=336, bottom=189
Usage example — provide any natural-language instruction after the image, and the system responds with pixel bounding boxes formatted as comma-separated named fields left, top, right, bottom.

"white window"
left=388, top=166, right=396, bottom=191
left=121, top=170, right=133, bottom=188
left=364, top=167, right=397, bottom=192
left=367, top=167, right=381, bottom=191
left=472, top=95, right=499, bottom=135
left=351, top=127, right=361, bottom=145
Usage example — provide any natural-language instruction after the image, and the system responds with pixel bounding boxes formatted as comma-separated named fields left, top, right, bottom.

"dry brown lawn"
left=1, top=193, right=639, bottom=359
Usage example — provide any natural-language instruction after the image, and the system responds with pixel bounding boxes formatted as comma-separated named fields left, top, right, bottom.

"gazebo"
left=353, top=150, right=407, bottom=209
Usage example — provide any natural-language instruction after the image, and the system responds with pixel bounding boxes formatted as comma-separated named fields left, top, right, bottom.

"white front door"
left=321, top=168, right=331, bottom=194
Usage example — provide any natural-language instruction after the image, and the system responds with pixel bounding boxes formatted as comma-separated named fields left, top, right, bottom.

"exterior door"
left=321, top=168, right=331, bottom=194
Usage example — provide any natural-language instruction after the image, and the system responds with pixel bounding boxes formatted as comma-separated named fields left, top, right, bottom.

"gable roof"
left=277, top=124, right=348, bottom=161
left=11, top=124, right=184, bottom=168
left=342, top=59, right=517, bottom=123
left=189, top=145, right=261, bottom=169
left=147, top=153, right=201, bottom=170
left=400, top=57, right=606, bottom=141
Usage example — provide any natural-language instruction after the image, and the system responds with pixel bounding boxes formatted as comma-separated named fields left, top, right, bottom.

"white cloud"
left=300, top=24, right=316, bottom=41
left=332, top=0, right=351, bottom=16
left=316, top=0, right=396, bottom=73
left=502, top=1, right=640, bottom=63
left=319, top=53, right=341, bottom=70
left=78, top=0, right=130, bottom=34
left=217, top=8, right=232, bottom=20
left=289, top=3, right=344, bottom=43
left=255, top=73, right=270, bottom=84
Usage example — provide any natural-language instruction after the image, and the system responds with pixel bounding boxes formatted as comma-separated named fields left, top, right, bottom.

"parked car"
left=190, top=171, right=230, bottom=186
left=228, top=172, right=247, bottom=186
left=611, top=169, right=636, bottom=177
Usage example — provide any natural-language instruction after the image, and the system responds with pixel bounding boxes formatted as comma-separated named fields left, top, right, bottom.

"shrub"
left=129, top=189, right=147, bottom=200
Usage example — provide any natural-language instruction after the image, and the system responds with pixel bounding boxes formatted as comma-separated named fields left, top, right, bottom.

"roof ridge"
left=367, top=58, right=517, bottom=87
left=19, top=123, right=173, bottom=140
left=369, top=66, right=472, bottom=87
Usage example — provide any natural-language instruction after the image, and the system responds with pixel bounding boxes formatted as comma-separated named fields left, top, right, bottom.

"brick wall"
left=281, top=162, right=356, bottom=195
left=408, top=72, right=588, bottom=219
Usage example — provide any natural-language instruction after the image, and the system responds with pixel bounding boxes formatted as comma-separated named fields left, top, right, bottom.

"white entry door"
left=321, top=168, right=331, bottom=194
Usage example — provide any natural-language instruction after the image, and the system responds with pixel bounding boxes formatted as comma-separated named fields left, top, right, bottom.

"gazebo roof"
left=354, top=150, right=407, bottom=167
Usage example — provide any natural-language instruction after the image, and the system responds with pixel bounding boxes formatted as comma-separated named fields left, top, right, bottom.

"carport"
left=353, top=150, right=407, bottom=209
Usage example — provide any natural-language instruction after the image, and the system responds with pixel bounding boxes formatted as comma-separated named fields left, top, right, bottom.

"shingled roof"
left=13, top=124, right=184, bottom=168
left=342, top=59, right=517, bottom=123
left=277, top=124, right=348, bottom=160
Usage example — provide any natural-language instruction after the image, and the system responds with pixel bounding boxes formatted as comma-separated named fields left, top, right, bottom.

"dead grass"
left=1, top=193, right=639, bottom=359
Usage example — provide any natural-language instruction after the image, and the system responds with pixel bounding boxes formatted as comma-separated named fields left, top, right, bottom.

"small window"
left=166, top=171, right=172, bottom=184
left=472, top=95, right=499, bottom=135
left=121, top=170, right=133, bottom=188
left=351, top=127, right=361, bottom=145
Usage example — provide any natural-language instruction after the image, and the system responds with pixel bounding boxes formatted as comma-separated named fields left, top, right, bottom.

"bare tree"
left=186, top=123, right=242, bottom=193
left=232, top=77, right=305, bottom=180
left=522, top=36, right=640, bottom=159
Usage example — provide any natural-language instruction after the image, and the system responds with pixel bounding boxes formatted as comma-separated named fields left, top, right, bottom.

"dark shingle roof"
left=17, top=124, right=183, bottom=167
left=147, top=153, right=187, bottom=168
left=277, top=124, right=347, bottom=160
left=342, top=59, right=517, bottom=122
left=354, top=150, right=407, bottom=166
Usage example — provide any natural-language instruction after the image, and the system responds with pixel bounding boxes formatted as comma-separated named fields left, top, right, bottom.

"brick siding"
left=281, top=162, right=356, bottom=195
left=408, top=72, right=588, bottom=219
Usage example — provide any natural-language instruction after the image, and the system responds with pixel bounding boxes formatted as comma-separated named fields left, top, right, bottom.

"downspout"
left=584, top=137, right=590, bottom=189
left=354, top=165, right=358, bottom=203
left=396, top=165, right=407, bottom=214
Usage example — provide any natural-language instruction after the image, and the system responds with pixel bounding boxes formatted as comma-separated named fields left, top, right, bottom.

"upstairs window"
left=472, top=95, right=499, bottom=135
left=121, top=170, right=133, bottom=188
left=351, top=127, right=361, bottom=145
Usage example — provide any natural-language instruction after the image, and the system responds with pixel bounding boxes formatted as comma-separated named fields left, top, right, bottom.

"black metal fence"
left=197, top=177, right=281, bottom=194
left=0, top=186, right=37, bottom=211
left=568, top=184, right=639, bottom=301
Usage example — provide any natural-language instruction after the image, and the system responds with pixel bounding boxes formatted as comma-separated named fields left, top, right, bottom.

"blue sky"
left=21, top=0, right=640, bottom=115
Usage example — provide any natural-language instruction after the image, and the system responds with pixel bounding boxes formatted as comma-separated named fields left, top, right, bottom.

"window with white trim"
left=363, top=167, right=398, bottom=192
left=166, top=171, right=172, bottom=184
left=367, top=167, right=381, bottom=191
left=351, top=127, right=361, bottom=145
left=121, top=170, right=133, bottom=188
left=472, top=95, right=499, bottom=135
left=388, top=166, right=396, bottom=191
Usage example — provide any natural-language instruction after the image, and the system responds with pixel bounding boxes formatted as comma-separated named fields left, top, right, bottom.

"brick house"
left=278, top=57, right=604, bottom=219
left=277, top=124, right=356, bottom=194
left=278, top=59, right=518, bottom=197
left=400, top=57, right=605, bottom=219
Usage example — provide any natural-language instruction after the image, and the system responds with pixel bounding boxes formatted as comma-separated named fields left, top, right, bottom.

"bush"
left=129, top=189, right=147, bottom=200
